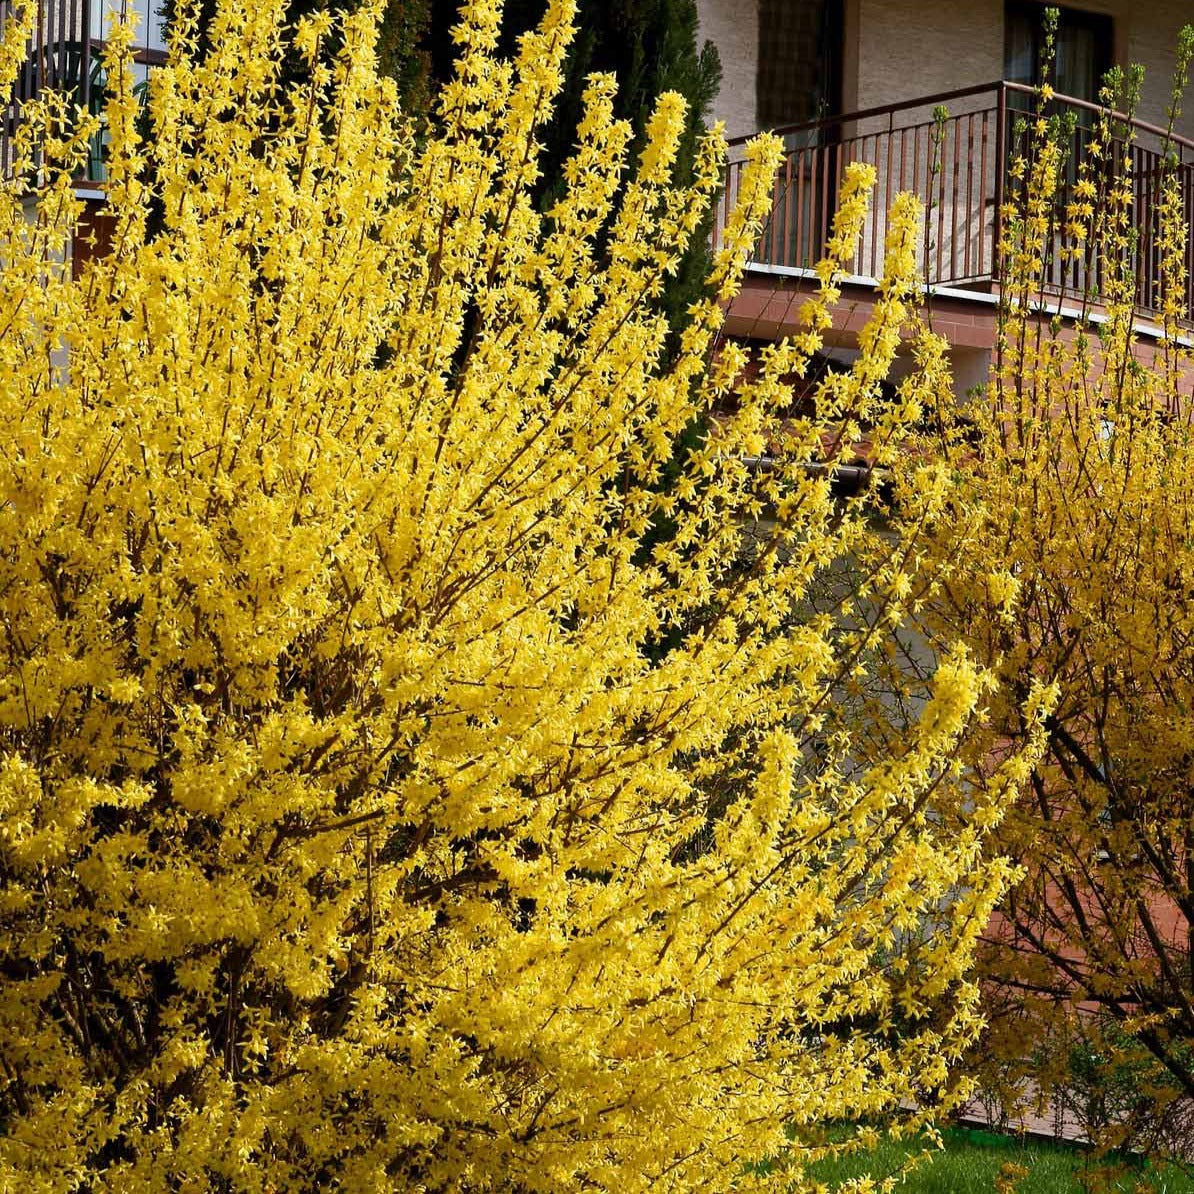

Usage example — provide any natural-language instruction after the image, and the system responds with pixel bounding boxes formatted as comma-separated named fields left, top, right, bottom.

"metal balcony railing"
left=717, top=81, right=1194, bottom=324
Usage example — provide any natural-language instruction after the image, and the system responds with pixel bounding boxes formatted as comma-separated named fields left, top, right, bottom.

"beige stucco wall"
left=1126, top=0, right=1194, bottom=140
left=854, top=0, right=1193, bottom=139
left=852, top=0, right=1003, bottom=116
left=696, top=0, right=760, bottom=142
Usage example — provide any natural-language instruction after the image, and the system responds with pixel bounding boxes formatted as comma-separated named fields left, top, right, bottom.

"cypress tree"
left=415, top=1, right=723, bottom=353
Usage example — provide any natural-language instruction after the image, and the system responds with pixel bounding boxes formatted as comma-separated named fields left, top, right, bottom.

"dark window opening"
left=757, top=0, right=843, bottom=130
left=1005, top=1, right=1113, bottom=104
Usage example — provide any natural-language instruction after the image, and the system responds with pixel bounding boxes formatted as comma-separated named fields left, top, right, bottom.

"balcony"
left=716, top=81, right=1194, bottom=330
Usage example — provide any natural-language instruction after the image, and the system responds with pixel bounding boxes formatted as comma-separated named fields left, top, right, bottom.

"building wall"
left=855, top=0, right=1194, bottom=137
left=1127, top=0, right=1194, bottom=140
left=853, top=0, right=1002, bottom=118
left=699, top=0, right=1194, bottom=142
left=695, top=0, right=760, bottom=141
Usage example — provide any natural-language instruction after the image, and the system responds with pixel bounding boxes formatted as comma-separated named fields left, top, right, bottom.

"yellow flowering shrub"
left=0, top=0, right=1043, bottom=1188
left=915, top=43, right=1194, bottom=1157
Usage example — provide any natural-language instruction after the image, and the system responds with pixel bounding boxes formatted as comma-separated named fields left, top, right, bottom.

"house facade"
left=4, top=0, right=1192, bottom=343
left=697, top=0, right=1194, bottom=392
left=698, top=2, right=1194, bottom=1144
left=0, top=0, right=164, bottom=271
left=700, top=0, right=1194, bottom=142
left=0, top=0, right=165, bottom=176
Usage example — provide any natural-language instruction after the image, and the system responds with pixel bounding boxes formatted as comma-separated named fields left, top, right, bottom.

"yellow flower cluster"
left=0, top=1, right=1038, bottom=1189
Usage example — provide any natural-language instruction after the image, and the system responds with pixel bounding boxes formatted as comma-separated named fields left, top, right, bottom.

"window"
left=1005, top=1, right=1112, bottom=103
left=757, top=0, right=843, bottom=131
left=90, top=0, right=168, bottom=93
left=86, top=0, right=168, bottom=180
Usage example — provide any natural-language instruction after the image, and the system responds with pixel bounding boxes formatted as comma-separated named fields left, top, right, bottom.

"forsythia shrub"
left=918, top=43, right=1194, bottom=1160
left=0, top=0, right=1047, bottom=1188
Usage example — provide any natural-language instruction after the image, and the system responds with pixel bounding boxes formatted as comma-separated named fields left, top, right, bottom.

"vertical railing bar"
left=1131, top=143, right=1138, bottom=304
left=936, top=120, right=947, bottom=286
left=1154, top=151, right=1160, bottom=310
left=771, top=151, right=783, bottom=265
left=1153, top=148, right=1162, bottom=311
left=911, top=124, right=921, bottom=274
left=55, top=0, right=64, bottom=92
left=1140, top=147, right=1148, bottom=310
left=713, top=161, right=723, bottom=253
left=871, top=131, right=881, bottom=278
left=1152, top=151, right=1156, bottom=312
left=80, top=0, right=90, bottom=114
left=20, top=0, right=34, bottom=104
left=818, top=140, right=830, bottom=260
left=782, top=144, right=793, bottom=268
left=67, top=0, right=77, bottom=100
left=977, top=108, right=989, bottom=278
left=52, top=0, right=61, bottom=91
left=795, top=147, right=806, bottom=270
left=868, top=132, right=879, bottom=278
left=811, top=143, right=822, bottom=269
left=766, top=165, right=777, bottom=266
left=869, top=131, right=878, bottom=279
left=1148, top=147, right=1156, bottom=310
left=883, top=117, right=894, bottom=280
left=47, top=0, right=56, bottom=90
left=37, top=0, right=45, bottom=100
left=949, top=112, right=960, bottom=281
left=1134, top=145, right=1143, bottom=302
left=1143, top=148, right=1150, bottom=310
left=718, top=160, right=730, bottom=254
left=994, top=83, right=1007, bottom=288
left=68, top=0, right=80, bottom=102
left=833, top=140, right=843, bottom=267
left=963, top=112, right=974, bottom=278
left=817, top=139, right=828, bottom=261
left=26, top=0, right=36, bottom=98
left=803, top=144, right=813, bottom=268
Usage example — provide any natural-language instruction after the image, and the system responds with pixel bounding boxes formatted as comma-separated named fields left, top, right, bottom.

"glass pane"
left=1004, top=10, right=1036, bottom=84
left=1056, top=25, right=1098, bottom=101
left=90, top=0, right=167, bottom=52
left=758, top=0, right=838, bottom=127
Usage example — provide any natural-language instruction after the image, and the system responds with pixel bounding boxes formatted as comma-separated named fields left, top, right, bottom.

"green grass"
left=799, top=1126, right=1194, bottom=1192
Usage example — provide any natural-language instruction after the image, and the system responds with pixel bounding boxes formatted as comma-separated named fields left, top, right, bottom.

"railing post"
left=993, top=81, right=1007, bottom=289
left=80, top=0, right=91, bottom=114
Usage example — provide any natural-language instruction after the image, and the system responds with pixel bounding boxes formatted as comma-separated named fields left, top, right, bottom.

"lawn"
left=800, top=1125, right=1194, bottom=1193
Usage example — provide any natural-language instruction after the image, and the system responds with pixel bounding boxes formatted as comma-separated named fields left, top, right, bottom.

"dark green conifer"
left=412, top=1, right=722, bottom=353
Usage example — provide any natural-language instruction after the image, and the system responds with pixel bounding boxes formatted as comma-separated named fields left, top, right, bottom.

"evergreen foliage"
left=418, top=0, right=722, bottom=348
